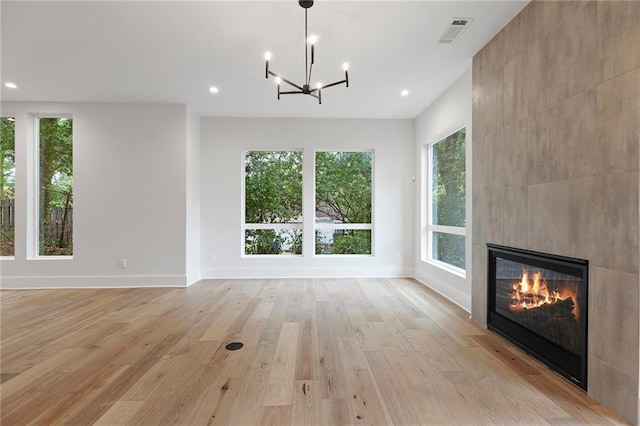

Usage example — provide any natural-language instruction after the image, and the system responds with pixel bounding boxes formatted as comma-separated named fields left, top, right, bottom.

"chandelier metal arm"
left=319, top=78, right=348, bottom=90
left=267, top=70, right=304, bottom=92
left=263, top=0, right=348, bottom=104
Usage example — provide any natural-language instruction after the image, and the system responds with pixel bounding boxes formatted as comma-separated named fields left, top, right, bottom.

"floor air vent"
left=439, top=18, right=473, bottom=44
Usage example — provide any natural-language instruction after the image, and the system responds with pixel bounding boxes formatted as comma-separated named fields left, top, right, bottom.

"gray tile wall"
left=471, top=1, right=640, bottom=423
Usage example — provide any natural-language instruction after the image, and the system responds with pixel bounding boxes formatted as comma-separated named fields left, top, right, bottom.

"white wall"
left=414, top=70, right=472, bottom=311
left=201, top=118, right=414, bottom=278
left=186, top=108, right=201, bottom=286
left=0, top=102, right=189, bottom=288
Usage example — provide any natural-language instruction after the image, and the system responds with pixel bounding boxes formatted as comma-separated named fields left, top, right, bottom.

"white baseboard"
left=413, top=268, right=471, bottom=312
left=201, top=266, right=413, bottom=279
left=0, top=275, right=188, bottom=289
left=186, top=273, right=202, bottom=286
left=0, top=269, right=470, bottom=309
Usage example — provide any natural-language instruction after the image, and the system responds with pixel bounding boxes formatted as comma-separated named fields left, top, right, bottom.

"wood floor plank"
left=1, top=348, right=85, bottom=398
left=224, top=332, right=278, bottom=425
left=338, top=337, right=368, bottom=370
left=200, top=296, right=251, bottom=341
left=364, top=350, right=423, bottom=425
left=262, top=321, right=300, bottom=406
left=344, top=369, right=389, bottom=425
left=0, top=278, right=629, bottom=425
left=92, top=400, right=144, bottom=425
left=259, top=405, right=292, bottom=426
left=295, top=318, right=319, bottom=381
left=291, top=380, right=323, bottom=426
left=316, top=302, right=350, bottom=400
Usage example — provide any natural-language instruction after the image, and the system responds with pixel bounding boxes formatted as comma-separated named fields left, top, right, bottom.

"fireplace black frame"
left=487, top=244, right=588, bottom=391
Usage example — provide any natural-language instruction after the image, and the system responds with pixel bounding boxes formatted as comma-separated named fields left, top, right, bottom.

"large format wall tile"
left=525, top=89, right=597, bottom=185
left=484, top=72, right=504, bottom=134
left=472, top=81, right=487, bottom=140
left=589, top=356, right=638, bottom=423
left=525, top=33, right=558, bottom=117
left=598, top=0, right=640, bottom=82
left=527, top=107, right=557, bottom=185
left=473, top=27, right=505, bottom=86
left=471, top=243, right=487, bottom=324
left=484, top=189, right=505, bottom=246
left=502, top=187, right=528, bottom=249
left=503, top=118, right=528, bottom=188
left=555, top=2, right=599, bottom=102
left=523, top=0, right=559, bottom=48
left=595, top=171, right=639, bottom=275
left=592, top=267, right=639, bottom=378
left=526, top=182, right=560, bottom=255
left=558, top=0, right=596, bottom=25
left=472, top=184, right=486, bottom=245
left=484, top=128, right=504, bottom=190
left=552, top=89, right=597, bottom=182
left=596, top=68, right=640, bottom=176
left=503, top=54, right=528, bottom=126
left=555, top=177, right=596, bottom=261
left=503, top=10, right=526, bottom=64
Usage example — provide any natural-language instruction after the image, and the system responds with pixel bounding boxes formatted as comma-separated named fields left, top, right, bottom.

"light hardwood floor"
left=0, top=278, right=628, bottom=425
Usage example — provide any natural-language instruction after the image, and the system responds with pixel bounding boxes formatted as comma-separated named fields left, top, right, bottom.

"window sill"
left=0, top=256, right=15, bottom=261
left=242, top=254, right=303, bottom=258
left=423, top=258, right=466, bottom=278
left=315, top=254, right=373, bottom=258
left=28, top=256, right=73, bottom=261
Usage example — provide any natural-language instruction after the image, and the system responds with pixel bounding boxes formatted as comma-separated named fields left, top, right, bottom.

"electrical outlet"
left=119, top=258, right=127, bottom=269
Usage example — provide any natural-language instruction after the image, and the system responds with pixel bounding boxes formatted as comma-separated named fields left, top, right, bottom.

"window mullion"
left=303, top=148, right=315, bottom=257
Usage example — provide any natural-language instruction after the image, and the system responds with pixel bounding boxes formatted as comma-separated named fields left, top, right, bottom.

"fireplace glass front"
left=487, top=244, right=588, bottom=390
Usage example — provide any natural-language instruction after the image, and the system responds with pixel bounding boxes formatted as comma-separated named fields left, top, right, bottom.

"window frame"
left=424, top=125, right=466, bottom=275
left=31, top=114, right=74, bottom=260
left=313, top=149, right=374, bottom=257
left=241, top=149, right=304, bottom=257
left=0, top=116, right=16, bottom=260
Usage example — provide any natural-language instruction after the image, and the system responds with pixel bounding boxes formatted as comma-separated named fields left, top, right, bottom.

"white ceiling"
left=1, top=1, right=528, bottom=119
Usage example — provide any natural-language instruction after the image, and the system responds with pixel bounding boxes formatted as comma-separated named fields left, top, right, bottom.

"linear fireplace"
left=487, top=244, right=588, bottom=390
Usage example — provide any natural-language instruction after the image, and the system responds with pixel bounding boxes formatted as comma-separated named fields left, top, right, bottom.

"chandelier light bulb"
left=264, top=51, right=272, bottom=61
left=209, top=86, right=219, bottom=94
left=316, top=82, right=322, bottom=89
left=5, top=82, right=17, bottom=89
left=275, top=77, right=282, bottom=85
left=401, top=89, right=409, bottom=96
left=307, top=35, right=318, bottom=45
left=342, top=63, right=349, bottom=71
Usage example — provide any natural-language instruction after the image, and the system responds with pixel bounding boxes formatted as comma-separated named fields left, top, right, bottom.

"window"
left=244, top=151, right=302, bottom=255
left=1, top=117, right=15, bottom=257
left=37, top=117, right=73, bottom=256
left=427, top=128, right=466, bottom=271
left=315, top=151, right=372, bottom=255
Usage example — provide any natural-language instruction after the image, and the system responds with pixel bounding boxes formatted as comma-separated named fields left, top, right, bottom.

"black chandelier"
left=264, top=0, right=349, bottom=104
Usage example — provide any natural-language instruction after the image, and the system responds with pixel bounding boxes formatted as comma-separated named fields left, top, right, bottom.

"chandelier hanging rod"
left=264, top=0, right=349, bottom=104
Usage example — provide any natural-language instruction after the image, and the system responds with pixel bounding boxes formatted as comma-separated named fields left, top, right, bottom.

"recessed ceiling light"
left=5, top=82, right=17, bottom=89
left=209, top=86, right=219, bottom=94
left=401, top=90, right=409, bottom=96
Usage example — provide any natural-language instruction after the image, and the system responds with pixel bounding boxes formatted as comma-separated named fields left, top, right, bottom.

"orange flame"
left=510, top=269, right=579, bottom=319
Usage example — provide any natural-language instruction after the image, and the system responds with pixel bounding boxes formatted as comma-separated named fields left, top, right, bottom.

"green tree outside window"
left=39, top=117, right=73, bottom=256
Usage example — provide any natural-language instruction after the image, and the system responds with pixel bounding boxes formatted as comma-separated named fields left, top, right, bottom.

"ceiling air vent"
left=438, top=18, right=473, bottom=44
